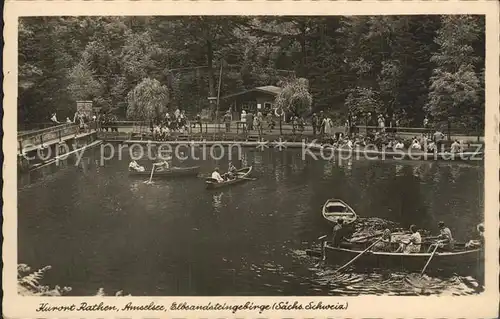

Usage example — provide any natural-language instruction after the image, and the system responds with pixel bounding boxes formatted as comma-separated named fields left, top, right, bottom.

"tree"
left=426, top=15, right=484, bottom=137
left=126, top=78, right=169, bottom=125
left=345, top=87, right=382, bottom=126
left=275, top=77, right=312, bottom=134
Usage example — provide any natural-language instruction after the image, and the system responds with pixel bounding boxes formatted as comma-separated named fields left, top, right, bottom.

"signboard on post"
left=76, top=101, right=93, bottom=117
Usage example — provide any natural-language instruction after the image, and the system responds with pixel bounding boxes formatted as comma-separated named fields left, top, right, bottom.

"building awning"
left=221, top=85, right=282, bottom=100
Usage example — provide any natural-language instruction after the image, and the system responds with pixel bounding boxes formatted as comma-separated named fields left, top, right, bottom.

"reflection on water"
left=212, top=193, right=223, bottom=212
left=18, top=148, right=484, bottom=296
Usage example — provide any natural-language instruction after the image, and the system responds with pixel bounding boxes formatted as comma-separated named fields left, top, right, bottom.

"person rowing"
left=226, top=162, right=238, bottom=179
left=427, top=221, right=454, bottom=252
left=331, top=218, right=346, bottom=247
left=153, top=156, right=172, bottom=172
left=395, top=225, right=421, bottom=254
left=211, top=167, right=225, bottom=183
left=331, top=218, right=354, bottom=248
left=372, top=229, right=392, bottom=252
left=129, top=160, right=145, bottom=172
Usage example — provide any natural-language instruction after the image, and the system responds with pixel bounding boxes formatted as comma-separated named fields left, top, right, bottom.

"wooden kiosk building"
left=221, top=85, right=282, bottom=120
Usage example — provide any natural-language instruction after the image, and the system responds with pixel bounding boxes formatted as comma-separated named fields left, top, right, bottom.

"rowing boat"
left=322, top=199, right=358, bottom=225
left=129, top=166, right=200, bottom=178
left=307, top=241, right=483, bottom=274
left=205, top=166, right=253, bottom=189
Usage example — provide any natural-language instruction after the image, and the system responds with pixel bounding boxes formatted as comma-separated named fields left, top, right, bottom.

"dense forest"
left=18, top=15, right=485, bottom=131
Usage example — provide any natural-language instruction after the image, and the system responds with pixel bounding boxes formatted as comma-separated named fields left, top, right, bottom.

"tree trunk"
left=279, top=116, right=283, bottom=135
left=206, top=39, right=216, bottom=117
left=299, top=22, right=307, bottom=77
left=447, top=119, right=451, bottom=140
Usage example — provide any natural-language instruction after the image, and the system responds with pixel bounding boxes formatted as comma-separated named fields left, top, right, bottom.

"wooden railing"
left=17, top=123, right=80, bottom=152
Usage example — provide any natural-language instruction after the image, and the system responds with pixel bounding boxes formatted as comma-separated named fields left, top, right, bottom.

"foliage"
left=126, top=78, right=169, bottom=121
left=426, top=15, right=484, bottom=131
left=275, top=78, right=312, bottom=116
left=345, top=87, right=382, bottom=119
left=18, top=15, right=485, bottom=131
left=18, top=263, right=130, bottom=296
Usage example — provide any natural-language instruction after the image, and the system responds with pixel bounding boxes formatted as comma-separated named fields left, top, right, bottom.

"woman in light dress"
left=240, top=110, right=247, bottom=132
left=395, top=225, right=421, bottom=254
left=322, top=116, right=334, bottom=138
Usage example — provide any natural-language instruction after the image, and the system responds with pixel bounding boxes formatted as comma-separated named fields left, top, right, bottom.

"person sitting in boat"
left=465, top=223, right=484, bottom=249
left=154, top=156, right=171, bottom=172
left=428, top=221, right=454, bottom=252
left=331, top=219, right=354, bottom=248
left=211, top=167, right=225, bottom=183
left=129, top=160, right=145, bottom=172
left=372, top=229, right=393, bottom=252
left=395, top=225, right=421, bottom=254
left=226, top=162, right=238, bottom=179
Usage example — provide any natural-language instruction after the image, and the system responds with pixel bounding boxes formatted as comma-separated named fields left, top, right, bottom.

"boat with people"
left=129, top=166, right=200, bottom=178
left=307, top=240, right=483, bottom=274
left=205, top=166, right=253, bottom=189
left=322, top=199, right=358, bottom=225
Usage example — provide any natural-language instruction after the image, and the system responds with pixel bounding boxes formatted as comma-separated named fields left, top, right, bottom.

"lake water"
left=18, top=146, right=484, bottom=296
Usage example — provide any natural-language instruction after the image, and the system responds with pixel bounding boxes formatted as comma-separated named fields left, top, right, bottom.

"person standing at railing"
left=433, top=130, right=445, bottom=152
left=73, top=111, right=85, bottom=133
left=318, top=111, right=325, bottom=136
left=179, top=111, right=187, bottom=132
left=50, top=112, right=60, bottom=125
left=255, top=112, right=263, bottom=137
left=378, top=114, right=385, bottom=133
left=223, top=110, right=232, bottom=133
left=266, top=112, right=275, bottom=132
left=246, top=111, right=254, bottom=131
left=240, top=110, right=247, bottom=133
left=322, top=116, right=334, bottom=142
left=311, top=113, right=319, bottom=137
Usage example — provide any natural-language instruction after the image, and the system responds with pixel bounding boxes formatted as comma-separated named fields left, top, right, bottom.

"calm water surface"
left=18, top=147, right=484, bottom=295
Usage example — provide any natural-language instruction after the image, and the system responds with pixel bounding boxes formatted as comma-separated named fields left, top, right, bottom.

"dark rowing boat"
left=322, top=199, right=358, bottom=225
left=205, top=166, right=253, bottom=189
left=307, top=241, right=483, bottom=274
left=129, top=166, right=200, bottom=178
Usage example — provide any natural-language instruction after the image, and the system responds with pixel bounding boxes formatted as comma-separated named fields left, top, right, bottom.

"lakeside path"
left=105, top=122, right=484, bottom=143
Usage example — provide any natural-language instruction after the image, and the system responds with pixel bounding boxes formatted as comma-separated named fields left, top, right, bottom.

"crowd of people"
left=316, top=128, right=467, bottom=154
left=150, top=109, right=193, bottom=140
left=50, top=108, right=470, bottom=154
left=50, top=111, right=120, bottom=133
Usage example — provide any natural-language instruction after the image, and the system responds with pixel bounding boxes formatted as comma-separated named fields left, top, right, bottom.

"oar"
left=350, top=232, right=384, bottom=243
left=334, top=237, right=384, bottom=273
left=240, top=177, right=257, bottom=181
left=314, top=235, right=329, bottom=267
left=420, top=242, right=440, bottom=275
left=145, top=164, right=156, bottom=184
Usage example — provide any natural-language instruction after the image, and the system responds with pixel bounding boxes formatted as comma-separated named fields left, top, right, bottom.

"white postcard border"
left=3, top=1, right=500, bottom=318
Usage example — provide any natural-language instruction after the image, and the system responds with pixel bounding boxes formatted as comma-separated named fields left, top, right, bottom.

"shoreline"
left=111, top=139, right=484, bottom=162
